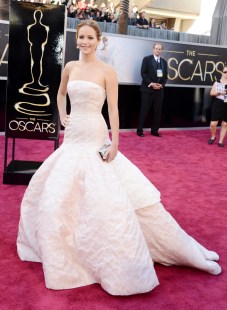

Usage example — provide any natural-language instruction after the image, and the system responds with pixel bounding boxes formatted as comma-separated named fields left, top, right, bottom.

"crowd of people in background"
left=19, top=0, right=172, bottom=30
left=67, top=0, right=118, bottom=23
left=65, top=0, right=171, bottom=30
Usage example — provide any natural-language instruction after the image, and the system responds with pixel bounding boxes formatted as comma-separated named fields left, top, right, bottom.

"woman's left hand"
left=103, top=144, right=118, bottom=162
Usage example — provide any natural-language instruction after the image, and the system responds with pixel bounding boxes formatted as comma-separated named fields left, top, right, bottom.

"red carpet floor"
left=0, top=129, right=226, bottom=310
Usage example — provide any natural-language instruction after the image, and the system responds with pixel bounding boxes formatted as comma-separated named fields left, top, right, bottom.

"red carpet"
left=0, top=129, right=226, bottom=309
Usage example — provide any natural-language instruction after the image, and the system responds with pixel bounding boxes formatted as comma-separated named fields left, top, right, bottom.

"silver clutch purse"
left=99, top=143, right=111, bottom=160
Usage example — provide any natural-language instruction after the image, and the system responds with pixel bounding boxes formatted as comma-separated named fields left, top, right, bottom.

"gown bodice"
left=64, top=80, right=109, bottom=147
left=67, top=80, right=106, bottom=113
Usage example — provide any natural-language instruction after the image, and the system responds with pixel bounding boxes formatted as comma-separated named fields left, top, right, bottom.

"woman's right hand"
left=103, top=144, right=118, bottom=163
left=61, top=115, right=71, bottom=127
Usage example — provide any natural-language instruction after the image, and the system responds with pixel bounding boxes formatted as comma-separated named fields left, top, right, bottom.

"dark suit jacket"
left=140, top=55, right=168, bottom=94
left=137, top=17, right=149, bottom=26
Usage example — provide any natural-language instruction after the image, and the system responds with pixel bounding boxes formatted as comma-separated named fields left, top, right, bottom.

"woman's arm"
left=210, top=82, right=218, bottom=96
left=104, top=66, right=119, bottom=162
left=210, top=81, right=226, bottom=97
left=57, top=62, right=71, bottom=127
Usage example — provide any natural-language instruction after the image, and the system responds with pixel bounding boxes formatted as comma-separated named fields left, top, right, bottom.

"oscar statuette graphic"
left=14, top=10, right=51, bottom=116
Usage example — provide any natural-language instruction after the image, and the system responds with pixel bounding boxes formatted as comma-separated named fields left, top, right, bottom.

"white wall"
left=181, top=19, right=194, bottom=33
left=186, top=0, right=218, bottom=35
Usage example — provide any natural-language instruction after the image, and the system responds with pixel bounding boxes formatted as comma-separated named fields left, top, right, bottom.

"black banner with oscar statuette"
left=6, top=1, right=66, bottom=140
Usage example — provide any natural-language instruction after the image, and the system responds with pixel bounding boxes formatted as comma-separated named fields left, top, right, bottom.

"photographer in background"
left=208, top=65, right=227, bottom=147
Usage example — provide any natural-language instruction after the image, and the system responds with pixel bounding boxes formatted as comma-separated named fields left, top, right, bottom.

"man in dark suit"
left=136, top=11, right=149, bottom=29
left=137, top=43, right=168, bottom=137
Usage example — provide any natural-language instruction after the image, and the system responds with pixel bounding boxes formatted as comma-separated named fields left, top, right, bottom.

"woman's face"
left=77, top=25, right=99, bottom=55
left=103, top=39, right=108, bottom=47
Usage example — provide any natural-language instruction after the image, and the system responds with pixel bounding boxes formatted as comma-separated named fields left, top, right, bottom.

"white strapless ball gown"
left=17, top=80, right=221, bottom=296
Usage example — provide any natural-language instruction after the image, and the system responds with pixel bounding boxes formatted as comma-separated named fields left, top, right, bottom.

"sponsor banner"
left=65, top=29, right=227, bottom=87
left=6, top=2, right=66, bottom=139
left=0, top=21, right=9, bottom=79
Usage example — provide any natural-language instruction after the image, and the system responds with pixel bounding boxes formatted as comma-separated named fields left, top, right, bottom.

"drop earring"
left=77, top=46, right=79, bottom=49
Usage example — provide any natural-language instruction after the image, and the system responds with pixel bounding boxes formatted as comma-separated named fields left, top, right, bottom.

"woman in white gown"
left=96, top=36, right=115, bottom=66
left=17, top=20, right=221, bottom=296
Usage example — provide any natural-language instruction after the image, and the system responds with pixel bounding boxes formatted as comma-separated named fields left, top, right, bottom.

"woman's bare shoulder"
left=99, top=62, right=116, bottom=79
left=65, top=60, right=80, bottom=70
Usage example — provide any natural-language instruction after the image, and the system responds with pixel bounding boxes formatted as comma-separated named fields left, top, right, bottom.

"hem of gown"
left=46, top=280, right=157, bottom=296
left=18, top=255, right=158, bottom=295
left=45, top=278, right=96, bottom=291
left=18, top=257, right=97, bottom=291
left=45, top=279, right=158, bottom=296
